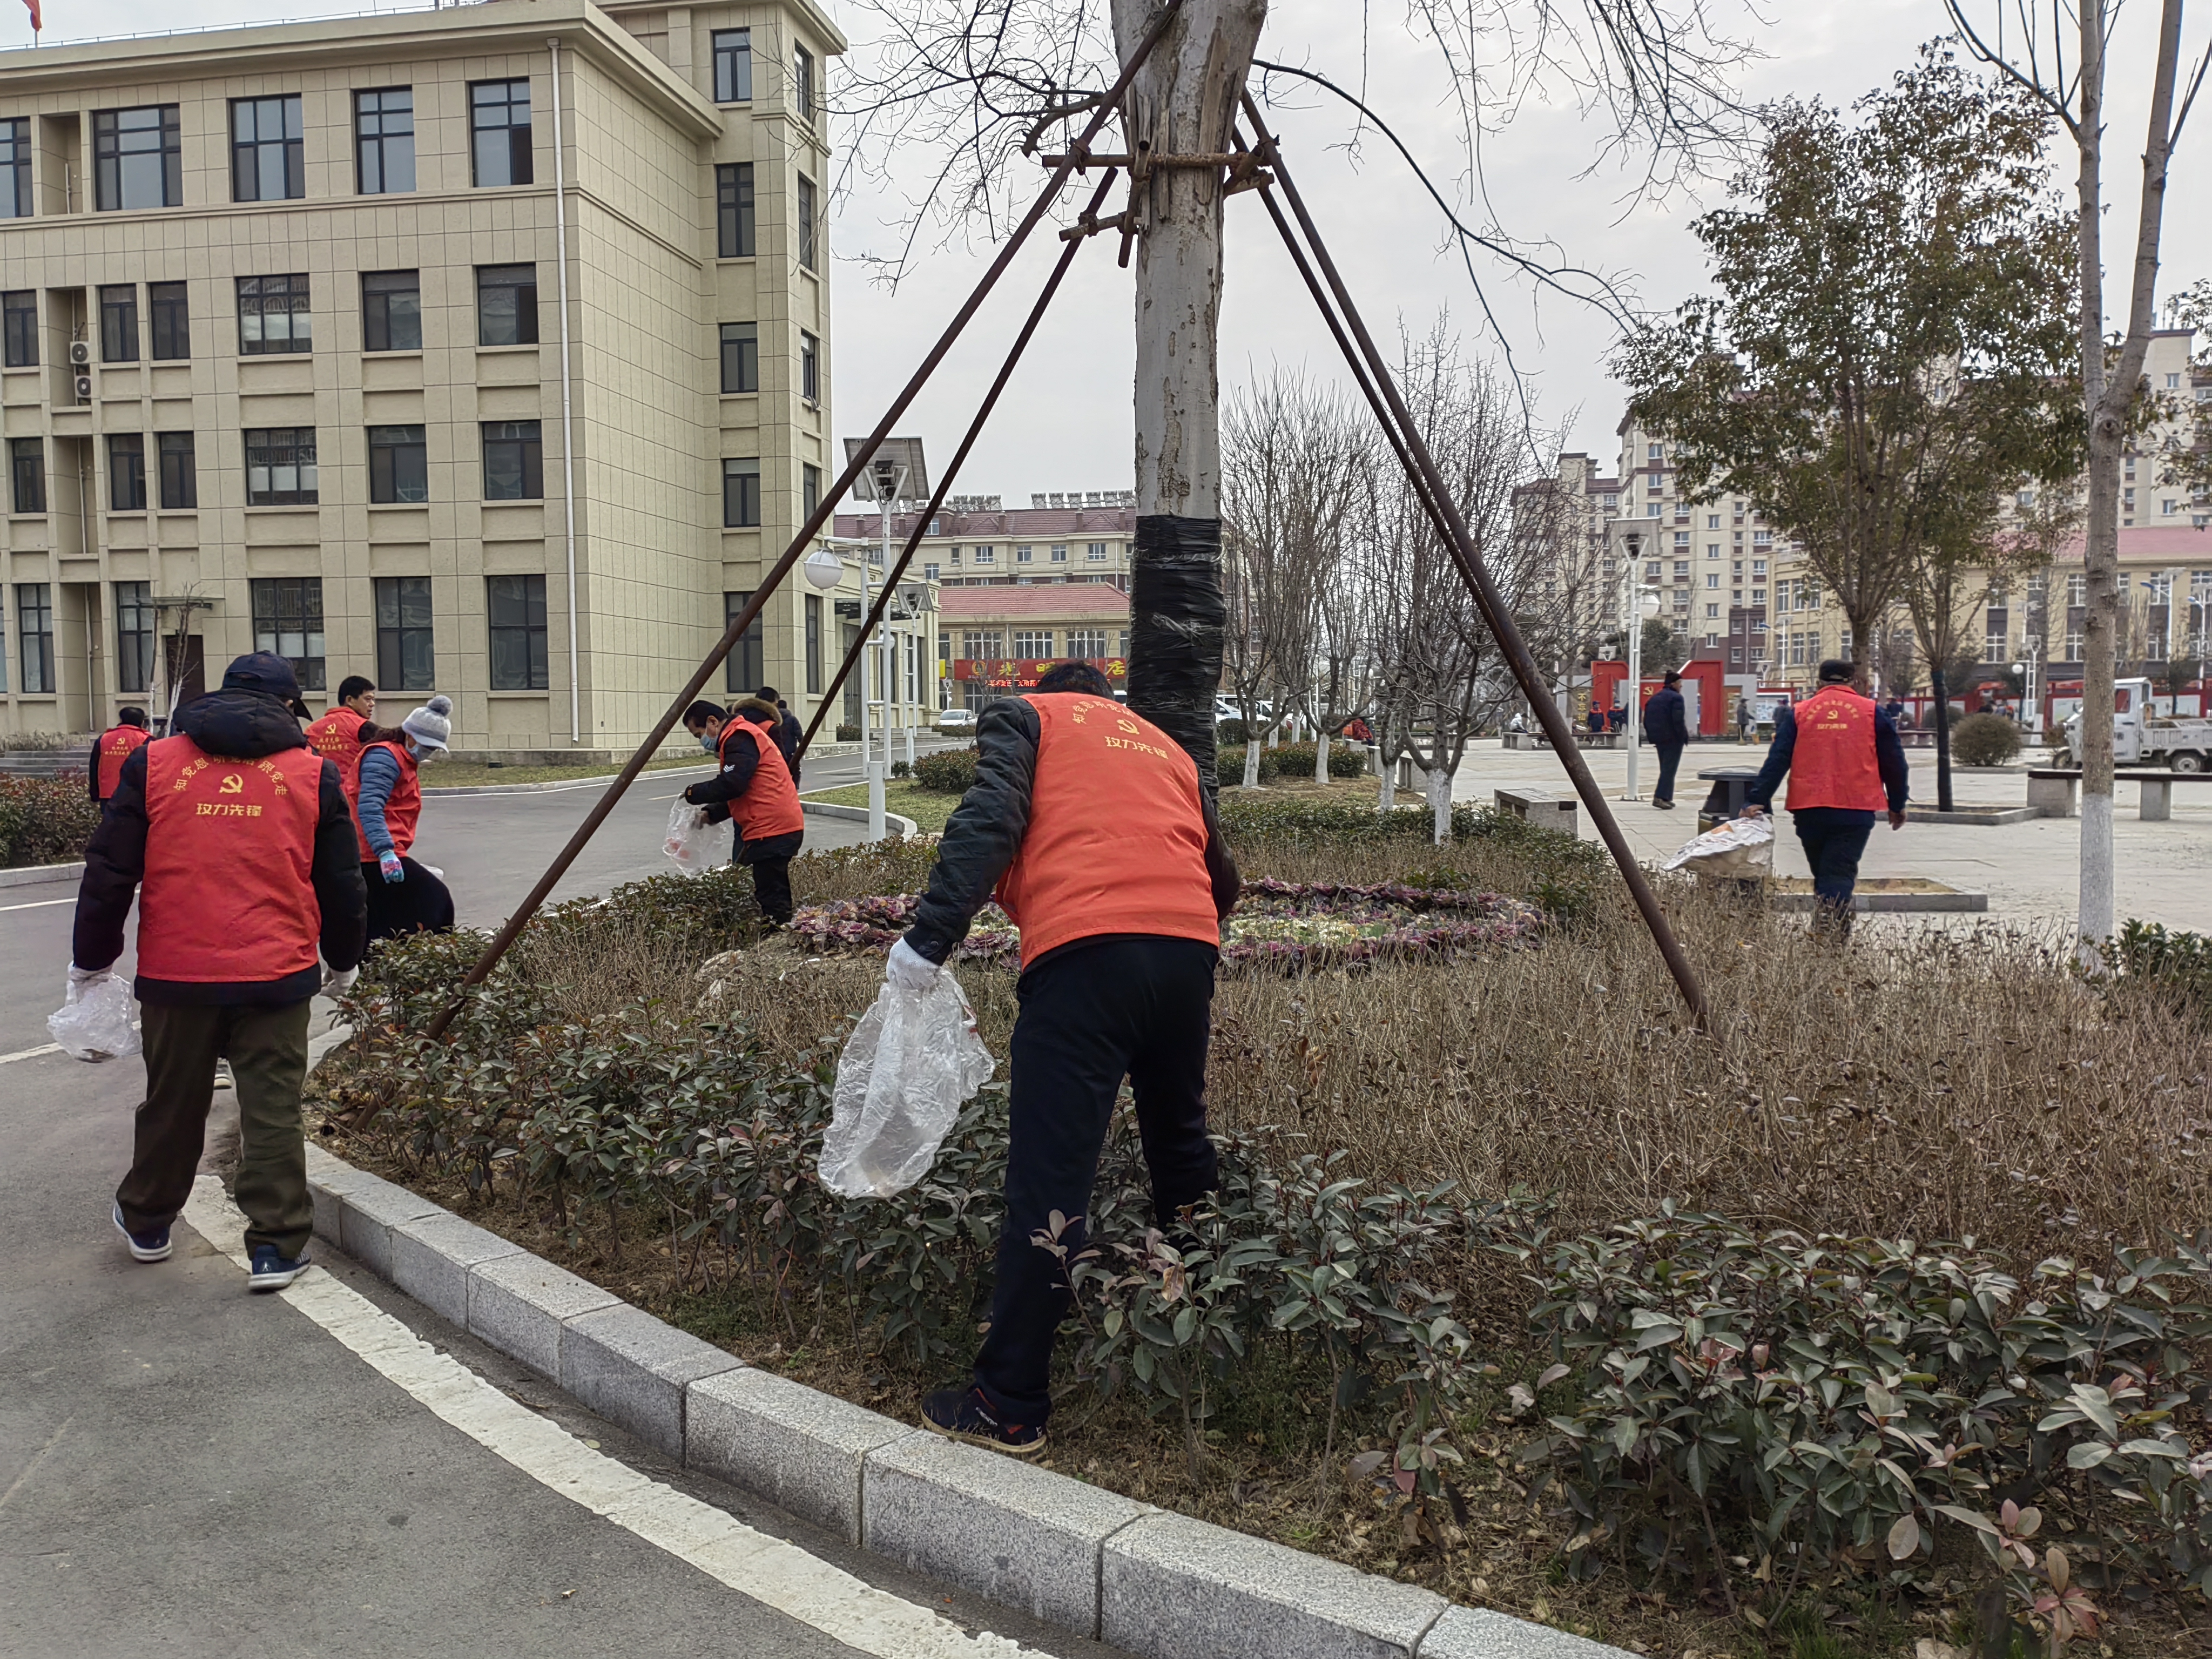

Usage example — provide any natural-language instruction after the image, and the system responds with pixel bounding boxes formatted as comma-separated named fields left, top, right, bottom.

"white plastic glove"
left=886, top=938, right=941, bottom=993
left=68, top=964, right=111, bottom=988
left=322, top=965, right=359, bottom=997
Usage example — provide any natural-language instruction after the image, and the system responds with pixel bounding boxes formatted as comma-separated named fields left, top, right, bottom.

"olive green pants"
left=115, top=999, right=314, bottom=1260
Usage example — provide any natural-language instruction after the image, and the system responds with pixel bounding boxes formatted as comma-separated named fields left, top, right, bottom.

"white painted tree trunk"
left=1242, top=729, right=1263, bottom=788
left=1313, top=726, right=1329, bottom=784
left=1379, top=757, right=1397, bottom=811
left=1426, top=765, right=1452, bottom=845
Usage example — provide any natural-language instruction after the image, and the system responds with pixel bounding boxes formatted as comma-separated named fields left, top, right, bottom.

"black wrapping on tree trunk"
left=1129, top=512, right=1226, bottom=795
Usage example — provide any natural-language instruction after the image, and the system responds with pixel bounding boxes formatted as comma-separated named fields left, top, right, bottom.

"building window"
left=3, top=291, right=34, bottom=367
left=147, top=281, right=188, bottom=360
left=802, top=463, right=820, bottom=520
left=963, top=630, right=1003, bottom=658
left=799, top=331, right=819, bottom=403
left=1706, top=571, right=1721, bottom=588
left=805, top=594, right=822, bottom=693
left=1047, top=544, right=1067, bottom=563
left=923, top=563, right=940, bottom=581
left=9, top=438, right=41, bottom=513
left=157, top=432, right=196, bottom=509
left=231, top=96, right=304, bottom=203
left=1068, top=629, right=1107, bottom=658
left=476, top=264, right=538, bottom=346
left=973, top=545, right=996, bottom=564
left=244, top=427, right=318, bottom=505
left=713, top=29, right=752, bottom=102
left=482, top=421, right=543, bottom=500
left=362, top=271, right=421, bottom=352
left=93, top=106, right=181, bottom=211
left=796, top=173, right=817, bottom=271
left=107, top=433, right=146, bottom=511
left=1086, top=542, right=1107, bottom=562
left=723, top=457, right=761, bottom=527
left=238, top=274, right=311, bottom=354
left=720, top=322, right=758, bottom=393
left=470, top=79, right=533, bottom=187
left=1706, top=604, right=1720, bottom=619
left=17, top=583, right=53, bottom=692
left=98, top=284, right=138, bottom=363
left=0, top=118, right=27, bottom=219
left=369, top=425, right=429, bottom=503
left=250, top=577, right=326, bottom=690
left=374, top=575, right=435, bottom=691
left=793, top=44, right=815, bottom=123
left=717, top=164, right=754, bottom=258
left=724, top=591, right=765, bottom=693
left=487, top=574, right=549, bottom=690
left=1014, top=630, right=1053, bottom=657
left=116, top=581, right=155, bottom=693
left=1016, top=545, right=1034, bottom=564
left=355, top=88, right=415, bottom=194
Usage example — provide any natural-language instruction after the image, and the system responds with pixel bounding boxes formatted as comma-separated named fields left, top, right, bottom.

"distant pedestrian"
left=356, top=696, right=457, bottom=943
left=306, top=675, right=379, bottom=794
left=71, top=652, right=367, bottom=1291
left=90, top=706, right=151, bottom=806
left=682, top=697, right=806, bottom=925
left=1342, top=715, right=1373, bottom=745
left=1743, top=659, right=1910, bottom=942
left=754, top=684, right=805, bottom=787
left=1643, top=670, right=1690, bottom=810
left=1737, top=697, right=1756, bottom=744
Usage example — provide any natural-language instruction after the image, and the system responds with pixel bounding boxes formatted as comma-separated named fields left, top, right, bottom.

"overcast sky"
left=18, top=0, right=2207, bottom=501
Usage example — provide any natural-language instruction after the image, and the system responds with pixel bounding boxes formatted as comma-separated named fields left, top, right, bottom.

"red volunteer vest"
left=305, top=705, right=368, bottom=793
left=993, top=694, right=1220, bottom=967
left=354, top=739, right=422, bottom=860
left=95, top=724, right=151, bottom=800
left=1784, top=685, right=1887, bottom=812
left=139, top=736, right=325, bottom=984
left=720, top=718, right=806, bottom=841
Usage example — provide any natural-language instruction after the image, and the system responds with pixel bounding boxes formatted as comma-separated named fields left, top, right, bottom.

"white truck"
left=2056, top=677, right=2212, bottom=772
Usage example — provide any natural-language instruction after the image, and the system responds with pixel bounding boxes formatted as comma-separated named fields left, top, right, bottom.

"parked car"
left=935, top=707, right=977, bottom=733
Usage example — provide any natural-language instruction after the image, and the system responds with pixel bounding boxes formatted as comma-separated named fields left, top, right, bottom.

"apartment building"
left=936, top=583, right=1130, bottom=709
left=1512, top=451, right=1621, bottom=666
left=833, top=491, right=1138, bottom=593
left=0, top=0, right=848, bottom=754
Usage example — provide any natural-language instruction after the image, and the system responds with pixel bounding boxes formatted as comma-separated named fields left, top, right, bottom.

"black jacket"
left=773, top=704, right=802, bottom=785
left=1746, top=702, right=1911, bottom=814
left=73, top=690, right=369, bottom=1005
left=684, top=717, right=764, bottom=818
left=1642, top=686, right=1690, bottom=748
left=904, top=697, right=1242, bottom=967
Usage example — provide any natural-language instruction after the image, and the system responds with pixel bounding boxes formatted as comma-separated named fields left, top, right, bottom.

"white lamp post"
left=1621, top=532, right=1660, bottom=800
left=842, top=438, right=929, bottom=843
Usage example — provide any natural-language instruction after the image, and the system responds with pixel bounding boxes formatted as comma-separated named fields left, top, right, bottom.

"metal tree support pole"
left=1241, top=99, right=1709, bottom=1027
left=409, top=18, right=1185, bottom=1045
left=794, top=172, right=1122, bottom=762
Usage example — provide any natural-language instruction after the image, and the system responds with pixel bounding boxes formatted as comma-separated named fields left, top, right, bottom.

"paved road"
left=0, top=750, right=1110, bottom=1659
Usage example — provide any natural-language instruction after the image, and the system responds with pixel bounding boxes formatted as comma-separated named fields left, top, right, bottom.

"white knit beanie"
left=401, top=694, right=453, bottom=751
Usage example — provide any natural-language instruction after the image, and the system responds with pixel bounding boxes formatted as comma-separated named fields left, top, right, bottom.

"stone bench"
left=2026, top=767, right=2212, bottom=822
left=1494, top=785, right=1577, bottom=837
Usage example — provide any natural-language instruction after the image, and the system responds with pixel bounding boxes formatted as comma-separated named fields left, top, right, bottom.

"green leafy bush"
left=1950, top=712, right=2022, bottom=767
left=1216, top=718, right=1251, bottom=746
left=834, top=723, right=861, bottom=743
left=2114, top=919, right=2212, bottom=1023
left=1218, top=740, right=1368, bottom=783
left=0, top=773, right=102, bottom=868
left=912, top=745, right=979, bottom=793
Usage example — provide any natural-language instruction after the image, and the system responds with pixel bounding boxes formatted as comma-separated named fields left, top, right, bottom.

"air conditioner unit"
left=68, top=340, right=90, bottom=366
left=73, top=374, right=93, bottom=402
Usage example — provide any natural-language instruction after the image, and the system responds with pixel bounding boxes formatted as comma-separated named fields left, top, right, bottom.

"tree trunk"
left=1426, top=764, right=1451, bottom=845
left=1113, top=0, right=1268, bottom=797
left=1379, top=750, right=1397, bottom=810
left=1931, top=665, right=1954, bottom=812
left=1313, top=723, right=1329, bottom=784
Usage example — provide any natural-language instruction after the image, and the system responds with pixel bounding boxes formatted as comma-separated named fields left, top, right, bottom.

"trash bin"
left=1695, top=766, right=1762, bottom=834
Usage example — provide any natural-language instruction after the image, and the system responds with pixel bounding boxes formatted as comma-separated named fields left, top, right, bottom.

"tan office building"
left=0, top=0, right=848, bottom=755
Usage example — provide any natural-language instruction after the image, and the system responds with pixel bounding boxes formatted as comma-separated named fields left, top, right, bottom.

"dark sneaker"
left=920, top=1385, right=1047, bottom=1457
left=1651, top=798, right=1675, bottom=810
left=112, top=1203, right=172, bottom=1263
left=247, top=1245, right=311, bottom=1292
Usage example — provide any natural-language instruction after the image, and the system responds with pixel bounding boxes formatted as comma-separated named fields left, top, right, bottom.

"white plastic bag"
left=1661, top=814, right=1775, bottom=879
left=48, top=974, right=141, bottom=1062
left=664, top=800, right=732, bottom=877
left=819, top=975, right=996, bottom=1199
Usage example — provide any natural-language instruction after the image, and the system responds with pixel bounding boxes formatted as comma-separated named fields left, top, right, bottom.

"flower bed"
left=784, top=879, right=1542, bottom=971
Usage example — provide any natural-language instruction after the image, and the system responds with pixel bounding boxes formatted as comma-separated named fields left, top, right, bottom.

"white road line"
left=0, top=1043, right=63, bottom=1065
left=0, top=896, right=75, bottom=913
left=179, top=1176, right=1027, bottom=1658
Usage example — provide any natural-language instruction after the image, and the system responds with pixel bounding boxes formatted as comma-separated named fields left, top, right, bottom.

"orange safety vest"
left=305, top=705, right=368, bottom=793
left=139, top=736, right=325, bottom=984
left=354, top=738, right=422, bottom=860
left=94, top=724, right=151, bottom=800
left=993, top=693, right=1220, bottom=968
left=719, top=718, right=806, bottom=841
left=1784, top=684, right=1887, bottom=812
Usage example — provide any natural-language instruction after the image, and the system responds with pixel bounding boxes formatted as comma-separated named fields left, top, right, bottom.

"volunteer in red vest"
left=305, top=673, right=379, bottom=794
left=679, top=696, right=806, bottom=924
left=69, top=652, right=367, bottom=1291
left=1742, top=659, right=1910, bottom=940
left=89, top=706, right=151, bottom=805
left=889, top=660, right=1241, bottom=1454
left=356, top=693, right=456, bottom=943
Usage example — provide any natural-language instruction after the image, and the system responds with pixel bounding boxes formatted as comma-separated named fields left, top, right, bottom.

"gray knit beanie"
left=400, top=693, right=453, bottom=751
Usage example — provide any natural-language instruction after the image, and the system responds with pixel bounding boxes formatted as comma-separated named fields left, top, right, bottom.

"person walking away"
left=1742, top=659, right=1909, bottom=941
left=1643, top=669, right=1690, bottom=809
left=754, top=684, right=805, bottom=787
left=681, top=696, right=805, bottom=925
left=1737, top=696, right=1756, bottom=745
left=356, top=696, right=456, bottom=942
left=90, top=706, right=151, bottom=806
left=306, top=675, right=379, bottom=794
left=70, top=652, right=367, bottom=1290
left=887, top=660, right=1241, bottom=1454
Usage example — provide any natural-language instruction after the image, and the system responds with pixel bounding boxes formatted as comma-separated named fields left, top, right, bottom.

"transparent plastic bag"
left=664, top=800, right=731, bottom=878
left=819, top=975, right=996, bottom=1199
left=48, top=974, right=141, bottom=1062
left=1661, top=814, right=1775, bottom=879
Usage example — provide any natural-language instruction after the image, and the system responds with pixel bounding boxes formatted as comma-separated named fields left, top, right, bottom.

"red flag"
left=23, top=0, right=39, bottom=32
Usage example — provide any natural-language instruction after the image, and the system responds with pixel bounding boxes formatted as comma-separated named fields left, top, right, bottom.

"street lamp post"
left=844, top=437, right=930, bottom=842
left=1620, top=532, right=1660, bottom=801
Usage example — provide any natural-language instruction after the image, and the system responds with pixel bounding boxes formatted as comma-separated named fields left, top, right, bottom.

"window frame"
left=716, top=163, right=755, bottom=259
left=723, top=456, right=762, bottom=527
left=115, top=580, right=156, bottom=693
left=802, top=463, right=820, bottom=520
left=795, top=173, right=817, bottom=271
left=249, top=575, right=327, bottom=691
left=486, top=573, right=550, bottom=690
left=157, top=431, right=196, bottom=510
left=8, top=437, right=42, bottom=514
left=374, top=574, right=436, bottom=692
left=243, top=426, right=319, bottom=506
left=92, top=105, right=181, bottom=212
left=353, top=86, right=416, bottom=196
left=2, top=291, right=35, bottom=367
left=368, top=424, right=429, bottom=504
left=805, top=593, right=823, bottom=693
left=230, top=95, right=305, bottom=204
left=107, top=432, right=146, bottom=511
left=712, top=29, right=753, bottom=103
left=799, top=330, right=819, bottom=403
left=481, top=420, right=544, bottom=501
left=17, top=581, right=54, bottom=693
left=475, top=264, right=539, bottom=348
left=148, top=281, right=189, bottom=360
left=237, top=273, right=312, bottom=355
left=793, top=44, right=815, bottom=123
left=724, top=590, right=765, bottom=693
left=469, top=78, right=534, bottom=188
left=361, top=270, right=422, bottom=353
left=98, top=284, right=139, bottom=363
left=719, top=322, right=758, bottom=394
left=0, top=117, right=28, bottom=220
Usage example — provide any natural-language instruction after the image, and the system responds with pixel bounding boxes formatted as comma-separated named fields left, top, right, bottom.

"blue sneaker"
left=920, top=1385, right=1047, bottom=1457
left=112, top=1203, right=172, bottom=1263
left=247, top=1245, right=311, bottom=1292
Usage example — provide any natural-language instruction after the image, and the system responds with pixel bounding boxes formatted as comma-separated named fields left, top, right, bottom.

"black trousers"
left=363, top=858, right=456, bottom=944
left=736, top=828, right=802, bottom=925
left=1653, top=743, right=1684, bottom=804
left=974, top=935, right=1220, bottom=1426
left=1792, top=806, right=1875, bottom=939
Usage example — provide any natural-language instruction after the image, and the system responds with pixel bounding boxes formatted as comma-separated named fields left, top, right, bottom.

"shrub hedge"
left=0, top=773, right=101, bottom=868
left=1950, top=711, right=2022, bottom=766
left=912, top=745, right=980, bottom=793
left=1218, top=740, right=1368, bottom=784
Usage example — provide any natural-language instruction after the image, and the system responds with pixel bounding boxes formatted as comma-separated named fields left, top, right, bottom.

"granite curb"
left=795, top=798, right=920, bottom=840
left=300, top=1137, right=1629, bottom=1658
left=0, top=860, right=85, bottom=890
